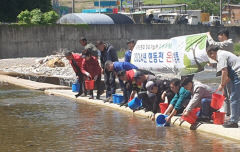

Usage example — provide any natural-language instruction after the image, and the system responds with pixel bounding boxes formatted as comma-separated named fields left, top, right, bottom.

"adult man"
left=207, top=45, right=240, bottom=128
left=64, top=51, right=85, bottom=98
left=207, top=29, right=233, bottom=52
left=117, top=69, right=141, bottom=104
left=125, top=39, right=135, bottom=63
left=104, top=61, right=138, bottom=73
left=105, top=61, right=138, bottom=103
left=79, top=37, right=99, bottom=58
left=207, top=29, right=234, bottom=117
left=95, top=41, right=118, bottom=101
left=145, top=80, right=175, bottom=116
left=181, top=78, right=214, bottom=121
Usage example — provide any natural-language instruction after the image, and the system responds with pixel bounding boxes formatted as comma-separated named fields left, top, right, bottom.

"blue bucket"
left=72, top=82, right=80, bottom=92
left=156, top=114, right=168, bottom=127
left=113, top=94, right=124, bottom=104
left=128, top=97, right=142, bottom=110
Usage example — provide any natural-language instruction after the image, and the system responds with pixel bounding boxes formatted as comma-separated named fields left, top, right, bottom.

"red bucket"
left=181, top=108, right=200, bottom=124
left=212, top=112, right=225, bottom=125
left=85, top=80, right=94, bottom=90
left=210, top=92, right=225, bottom=110
left=159, top=103, right=168, bottom=114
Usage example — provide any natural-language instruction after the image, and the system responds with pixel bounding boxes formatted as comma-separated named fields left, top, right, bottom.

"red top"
left=126, top=69, right=141, bottom=86
left=81, top=56, right=101, bottom=78
left=69, top=53, right=83, bottom=74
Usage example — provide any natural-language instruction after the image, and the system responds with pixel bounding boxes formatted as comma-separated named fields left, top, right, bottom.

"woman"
left=164, top=78, right=191, bottom=124
left=81, top=49, right=103, bottom=99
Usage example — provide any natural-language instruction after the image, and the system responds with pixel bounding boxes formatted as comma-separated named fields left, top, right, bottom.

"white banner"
left=131, top=33, right=208, bottom=74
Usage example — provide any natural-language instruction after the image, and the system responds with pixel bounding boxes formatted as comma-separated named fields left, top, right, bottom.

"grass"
left=143, top=0, right=179, bottom=5
left=117, top=50, right=126, bottom=59
left=234, top=43, right=240, bottom=56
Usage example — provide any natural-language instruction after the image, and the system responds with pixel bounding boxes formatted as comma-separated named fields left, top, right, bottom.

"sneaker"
left=75, top=90, right=83, bottom=98
left=223, top=121, right=238, bottom=128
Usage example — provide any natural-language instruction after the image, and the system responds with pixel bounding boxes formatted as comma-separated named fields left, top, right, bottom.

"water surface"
left=0, top=83, right=239, bottom=152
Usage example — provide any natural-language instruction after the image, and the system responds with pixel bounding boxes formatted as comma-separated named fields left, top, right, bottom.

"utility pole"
left=220, top=0, right=222, bottom=24
left=99, top=0, right=101, bottom=14
left=160, top=0, right=162, bottom=4
left=72, top=0, right=75, bottom=13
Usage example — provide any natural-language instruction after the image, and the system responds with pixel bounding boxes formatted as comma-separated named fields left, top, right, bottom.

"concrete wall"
left=1, top=24, right=240, bottom=58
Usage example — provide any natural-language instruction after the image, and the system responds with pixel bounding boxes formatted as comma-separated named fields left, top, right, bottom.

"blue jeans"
left=198, top=98, right=214, bottom=118
left=230, top=82, right=240, bottom=123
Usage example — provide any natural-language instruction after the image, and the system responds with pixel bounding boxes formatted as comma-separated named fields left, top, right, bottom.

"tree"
left=17, top=9, right=59, bottom=24
left=17, top=10, right=31, bottom=24
left=30, top=9, right=43, bottom=24
left=0, top=0, right=52, bottom=22
left=177, top=0, right=240, bottom=15
left=43, top=11, right=59, bottom=24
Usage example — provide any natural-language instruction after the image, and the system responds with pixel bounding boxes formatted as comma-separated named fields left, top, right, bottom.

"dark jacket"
left=100, top=43, right=118, bottom=69
left=154, top=79, right=175, bottom=103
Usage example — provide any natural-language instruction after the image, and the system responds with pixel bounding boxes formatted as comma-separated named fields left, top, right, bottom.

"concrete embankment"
left=1, top=74, right=239, bottom=141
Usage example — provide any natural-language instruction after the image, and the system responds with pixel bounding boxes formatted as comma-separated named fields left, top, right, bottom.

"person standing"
left=81, top=49, right=103, bottom=99
left=64, top=51, right=85, bottom=98
left=95, top=41, right=119, bottom=101
left=207, top=45, right=240, bottom=128
left=207, top=29, right=233, bottom=117
left=79, top=37, right=100, bottom=58
left=125, top=39, right=135, bottom=63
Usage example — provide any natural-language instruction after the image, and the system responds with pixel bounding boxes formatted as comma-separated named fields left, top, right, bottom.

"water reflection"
left=0, top=84, right=239, bottom=151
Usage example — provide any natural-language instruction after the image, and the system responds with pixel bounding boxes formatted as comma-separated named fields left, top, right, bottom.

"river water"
left=0, top=83, right=240, bottom=152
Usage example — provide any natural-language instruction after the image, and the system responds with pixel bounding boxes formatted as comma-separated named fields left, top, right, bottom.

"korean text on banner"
left=131, top=33, right=208, bottom=74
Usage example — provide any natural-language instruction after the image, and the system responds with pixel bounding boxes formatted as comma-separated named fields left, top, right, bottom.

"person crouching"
left=81, top=49, right=103, bottom=99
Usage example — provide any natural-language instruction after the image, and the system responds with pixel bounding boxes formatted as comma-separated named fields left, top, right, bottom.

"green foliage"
left=17, top=10, right=31, bottom=24
left=0, top=0, right=52, bottom=22
left=30, top=9, right=42, bottom=24
left=177, top=0, right=240, bottom=15
left=117, top=50, right=126, bottom=59
left=234, top=43, right=240, bottom=56
left=17, top=9, right=59, bottom=24
left=183, top=54, right=191, bottom=67
left=43, top=11, right=59, bottom=24
left=185, top=34, right=207, bottom=52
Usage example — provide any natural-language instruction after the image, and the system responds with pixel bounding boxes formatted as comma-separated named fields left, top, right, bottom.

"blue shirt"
left=124, top=50, right=132, bottom=62
left=113, top=62, right=138, bottom=72
left=170, top=87, right=191, bottom=110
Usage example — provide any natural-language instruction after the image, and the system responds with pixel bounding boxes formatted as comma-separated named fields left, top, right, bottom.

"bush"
left=17, top=10, right=31, bottom=24
left=234, top=43, right=240, bottom=56
left=30, top=9, right=43, bottom=24
left=43, top=11, right=59, bottom=24
left=17, top=9, right=59, bottom=24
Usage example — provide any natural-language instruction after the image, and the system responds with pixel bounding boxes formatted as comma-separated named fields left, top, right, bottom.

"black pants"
left=138, top=92, right=156, bottom=113
left=123, top=82, right=132, bottom=103
left=104, top=69, right=116, bottom=98
left=77, top=72, right=86, bottom=94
